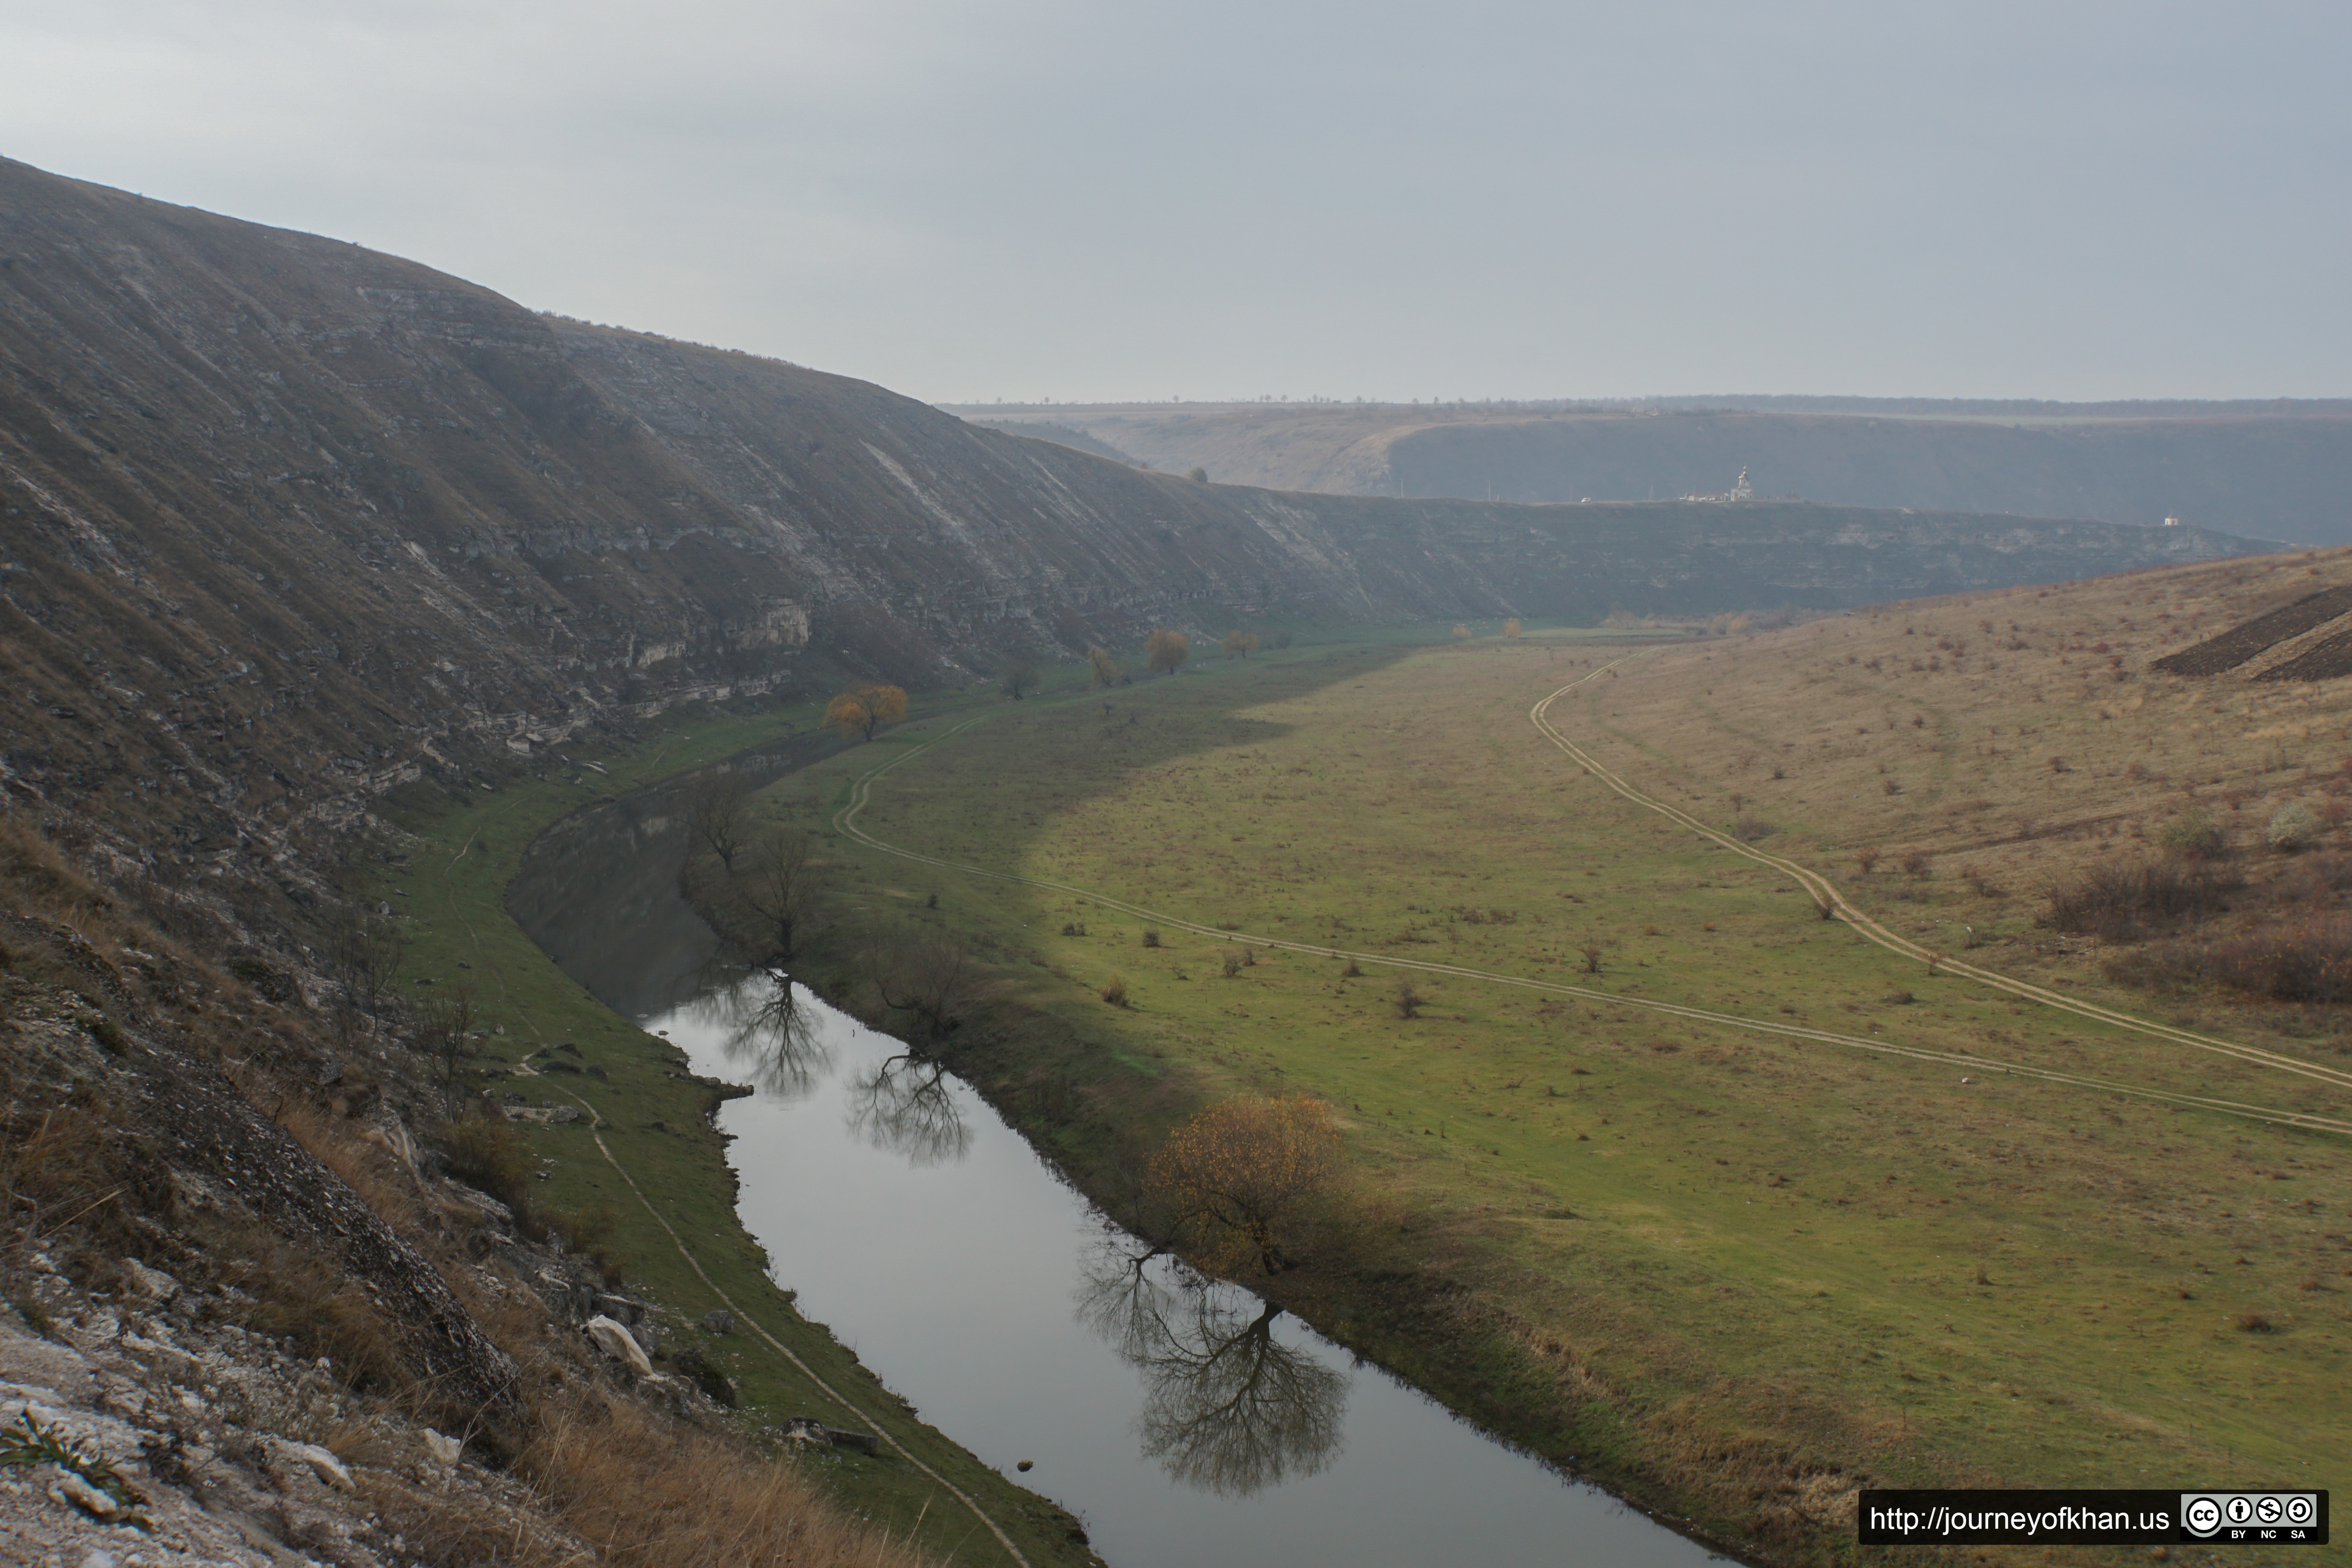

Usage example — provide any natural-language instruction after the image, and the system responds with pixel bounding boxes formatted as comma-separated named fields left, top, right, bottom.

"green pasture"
left=780, top=632, right=2349, bottom=1560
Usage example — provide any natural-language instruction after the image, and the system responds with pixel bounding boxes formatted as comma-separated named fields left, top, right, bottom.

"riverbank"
left=362, top=693, right=1104, bottom=1568
left=687, top=640, right=1811, bottom=1559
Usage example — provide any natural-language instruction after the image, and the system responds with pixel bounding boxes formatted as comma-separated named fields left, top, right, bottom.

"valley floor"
left=779, top=613, right=2349, bottom=1564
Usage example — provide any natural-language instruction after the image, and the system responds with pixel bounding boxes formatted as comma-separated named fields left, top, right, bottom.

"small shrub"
left=2268, top=803, right=2321, bottom=853
left=1854, top=847, right=1881, bottom=876
left=1881, top=778, right=1903, bottom=796
left=439, top=1114, right=530, bottom=1204
left=1576, top=942, right=1604, bottom=975
left=1141, top=929, right=1161, bottom=948
left=1733, top=816, right=1777, bottom=842
left=2048, top=756, right=2070, bottom=774
left=1341, top=957, right=1362, bottom=978
left=2159, top=810, right=2226, bottom=858
left=1394, top=978, right=1421, bottom=1019
left=1221, top=952, right=1243, bottom=978
left=1900, top=850, right=1932, bottom=879
left=2234, top=1312, right=2275, bottom=1333
left=1100, top=972, right=1129, bottom=1007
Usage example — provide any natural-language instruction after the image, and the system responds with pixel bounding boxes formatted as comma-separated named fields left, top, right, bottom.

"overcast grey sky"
left=7, top=2, right=2346, bottom=403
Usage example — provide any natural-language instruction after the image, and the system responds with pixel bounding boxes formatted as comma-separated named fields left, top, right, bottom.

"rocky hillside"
left=971, top=402, right=2352, bottom=543
left=0, top=155, right=2272, bottom=865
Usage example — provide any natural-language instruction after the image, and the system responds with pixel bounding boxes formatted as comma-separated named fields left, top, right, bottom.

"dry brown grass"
left=517, top=1395, right=933, bottom=1568
left=1575, top=546, right=2352, bottom=1051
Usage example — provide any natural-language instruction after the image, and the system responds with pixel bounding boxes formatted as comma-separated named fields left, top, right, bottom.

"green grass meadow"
left=776, top=632, right=2349, bottom=1563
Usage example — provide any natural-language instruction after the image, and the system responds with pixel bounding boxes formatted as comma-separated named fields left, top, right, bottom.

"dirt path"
left=1529, top=662, right=2352, bottom=1100
left=832, top=683, right=2352, bottom=1136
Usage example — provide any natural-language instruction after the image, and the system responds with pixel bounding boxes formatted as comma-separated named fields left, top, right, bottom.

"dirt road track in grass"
left=1529, top=662, right=2352, bottom=1107
left=835, top=680, right=2352, bottom=1137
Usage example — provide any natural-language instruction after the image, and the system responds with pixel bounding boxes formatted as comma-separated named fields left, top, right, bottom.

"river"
left=509, top=744, right=1725, bottom=1568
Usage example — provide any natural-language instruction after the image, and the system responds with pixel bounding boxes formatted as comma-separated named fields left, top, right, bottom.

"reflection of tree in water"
left=1076, top=1235, right=1346, bottom=1497
left=685, top=968, right=830, bottom=1102
left=845, top=1052, right=971, bottom=1166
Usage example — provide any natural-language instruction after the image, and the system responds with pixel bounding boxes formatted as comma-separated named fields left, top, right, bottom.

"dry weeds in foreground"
left=513, top=1395, right=934, bottom=1568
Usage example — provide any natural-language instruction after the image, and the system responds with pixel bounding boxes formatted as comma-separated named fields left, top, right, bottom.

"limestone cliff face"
left=0, top=156, right=2271, bottom=856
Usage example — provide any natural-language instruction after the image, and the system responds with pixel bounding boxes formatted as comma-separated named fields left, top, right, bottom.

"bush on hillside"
left=2269, top=802, right=2322, bottom=853
left=2206, top=918, right=2352, bottom=1002
left=2044, top=860, right=2242, bottom=941
left=2159, top=810, right=2227, bottom=858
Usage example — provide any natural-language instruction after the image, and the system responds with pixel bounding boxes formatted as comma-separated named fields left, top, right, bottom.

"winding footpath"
left=835, top=669, right=2352, bottom=1137
left=1531, top=662, right=2352, bottom=1100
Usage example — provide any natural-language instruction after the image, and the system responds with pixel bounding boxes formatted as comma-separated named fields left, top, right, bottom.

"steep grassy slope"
left=977, top=401, right=2352, bottom=542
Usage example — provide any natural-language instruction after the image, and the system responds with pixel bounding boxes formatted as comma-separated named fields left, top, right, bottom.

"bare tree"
left=1075, top=1238, right=1345, bottom=1496
left=688, top=967, right=829, bottom=1101
left=871, top=934, right=975, bottom=1041
left=846, top=1053, right=970, bottom=1165
left=1001, top=655, right=1040, bottom=700
left=686, top=771, right=754, bottom=871
left=1144, top=1094, right=1344, bottom=1275
left=326, top=906, right=408, bottom=1039
left=734, top=827, right=818, bottom=964
left=422, top=983, right=479, bottom=1112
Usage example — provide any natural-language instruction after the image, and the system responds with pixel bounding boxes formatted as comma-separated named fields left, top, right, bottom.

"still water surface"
left=511, top=753, right=1722, bottom=1568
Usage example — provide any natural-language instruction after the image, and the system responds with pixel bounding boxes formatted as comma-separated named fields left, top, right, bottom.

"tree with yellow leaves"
left=1085, top=645, right=1125, bottom=688
left=1219, top=631, right=1259, bottom=660
left=1451, top=623, right=1470, bottom=640
left=1144, top=1094, right=1343, bottom=1274
left=1503, top=618, right=1522, bottom=639
left=1146, top=629, right=1191, bottom=677
left=824, top=683, right=907, bottom=741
